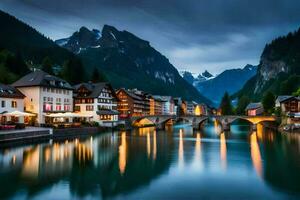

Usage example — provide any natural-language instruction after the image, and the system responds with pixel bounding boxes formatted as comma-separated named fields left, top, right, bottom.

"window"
left=43, top=104, right=52, bottom=111
left=11, top=101, right=17, bottom=108
left=74, top=106, right=80, bottom=112
left=64, top=105, right=71, bottom=111
left=56, top=105, right=61, bottom=111
left=1, top=101, right=5, bottom=108
left=86, top=105, right=94, bottom=111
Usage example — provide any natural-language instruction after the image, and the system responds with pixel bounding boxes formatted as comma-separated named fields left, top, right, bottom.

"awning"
left=1, top=111, right=36, bottom=117
left=96, top=110, right=119, bottom=115
left=45, top=112, right=93, bottom=118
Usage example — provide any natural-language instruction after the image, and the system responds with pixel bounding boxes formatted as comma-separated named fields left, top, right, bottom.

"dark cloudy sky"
left=1, top=0, right=300, bottom=75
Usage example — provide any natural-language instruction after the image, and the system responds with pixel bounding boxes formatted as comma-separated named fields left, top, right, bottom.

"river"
left=0, top=122, right=299, bottom=199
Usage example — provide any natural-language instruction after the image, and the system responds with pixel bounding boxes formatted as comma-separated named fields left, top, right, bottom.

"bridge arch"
left=132, top=115, right=176, bottom=129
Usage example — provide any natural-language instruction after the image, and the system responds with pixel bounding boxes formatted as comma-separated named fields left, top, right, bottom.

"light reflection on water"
left=0, top=122, right=299, bottom=199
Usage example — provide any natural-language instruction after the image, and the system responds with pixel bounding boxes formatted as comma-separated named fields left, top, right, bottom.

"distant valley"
left=182, top=65, right=257, bottom=104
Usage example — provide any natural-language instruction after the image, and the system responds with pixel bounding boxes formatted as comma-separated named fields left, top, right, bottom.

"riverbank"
left=0, top=126, right=117, bottom=143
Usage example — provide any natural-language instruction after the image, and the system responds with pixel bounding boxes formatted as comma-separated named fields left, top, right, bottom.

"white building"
left=12, top=70, right=73, bottom=125
left=0, top=84, right=25, bottom=123
left=73, top=82, right=119, bottom=127
left=152, top=95, right=175, bottom=115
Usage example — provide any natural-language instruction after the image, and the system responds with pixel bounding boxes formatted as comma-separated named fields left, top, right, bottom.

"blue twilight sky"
left=0, top=0, right=300, bottom=75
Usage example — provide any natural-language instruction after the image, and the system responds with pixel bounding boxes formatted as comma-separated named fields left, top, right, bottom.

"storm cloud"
left=1, top=0, right=300, bottom=75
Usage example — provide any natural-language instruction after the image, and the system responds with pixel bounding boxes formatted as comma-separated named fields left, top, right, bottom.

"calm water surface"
left=0, top=122, right=300, bottom=199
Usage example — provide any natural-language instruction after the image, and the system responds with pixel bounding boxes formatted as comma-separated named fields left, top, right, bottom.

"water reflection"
left=220, top=132, right=227, bottom=170
left=178, top=128, right=184, bottom=169
left=119, top=132, right=127, bottom=175
left=192, top=132, right=203, bottom=170
left=0, top=123, right=299, bottom=199
left=250, top=132, right=263, bottom=178
left=153, top=130, right=157, bottom=161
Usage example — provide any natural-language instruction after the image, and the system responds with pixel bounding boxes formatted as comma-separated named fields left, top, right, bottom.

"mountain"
left=0, top=10, right=73, bottom=64
left=182, top=65, right=257, bottom=104
left=56, top=25, right=212, bottom=104
left=181, top=70, right=215, bottom=86
left=236, top=28, right=300, bottom=100
left=0, top=10, right=99, bottom=84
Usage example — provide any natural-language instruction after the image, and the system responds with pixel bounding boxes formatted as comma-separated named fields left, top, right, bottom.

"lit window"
left=11, top=101, right=17, bottom=108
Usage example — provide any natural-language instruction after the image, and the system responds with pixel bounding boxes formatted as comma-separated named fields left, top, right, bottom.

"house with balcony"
left=276, top=96, right=300, bottom=114
left=73, top=82, right=119, bottom=126
left=12, top=70, right=73, bottom=125
left=116, top=88, right=150, bottom=118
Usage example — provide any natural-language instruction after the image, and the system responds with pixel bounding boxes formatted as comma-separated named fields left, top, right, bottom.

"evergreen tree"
left=91, top=67, right=100, bottom=83
left=235, top=95, right=250, bottom=115
left=219, top=92, right=233, bottom=115
left=41, top=56, right=54, bottom=75
left=262, top=91, right=275, bottom=114
left=5, top=52, right=29, bottom=76
left=62, top=56, right=86, bottom=84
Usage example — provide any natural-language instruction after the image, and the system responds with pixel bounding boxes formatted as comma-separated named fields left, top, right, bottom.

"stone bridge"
left=131, top=115, right=177, bottom=129
left=131, top=115, right=277, bottom=131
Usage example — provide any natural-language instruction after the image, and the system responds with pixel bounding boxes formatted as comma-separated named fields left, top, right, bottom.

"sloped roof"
left=152, top=95, right=173, bottom=102
left=117, top=88, right=144, bottom=101
left=74, top=82, right=117, bottom=99
left=245, top=102, right=263, bottom=110
left=277, top=95, right=300, bottom=103
left=276, top=95, right=293, bottom=103
left=12, top=70, right=73, bottom=90
left=0, top=84, right=25, bottom=99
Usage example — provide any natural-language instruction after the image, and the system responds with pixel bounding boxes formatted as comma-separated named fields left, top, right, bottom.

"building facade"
left=12, top=70, right=73, bottom=124
left=151, top=95, right=175, bottom=115
left=73, top=82, right=118, bottom=126
left=116, top=88, right=150, bottom=118
left=276, top=96, right=300, bottom=114
left=0, top=84, right=25, bottom=123
left=245, top=103, right=264, bottom=116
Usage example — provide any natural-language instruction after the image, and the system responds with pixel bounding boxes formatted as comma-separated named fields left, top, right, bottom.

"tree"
left=292, top=88, right=300, bottom=96
left=62, top=56, right=86, bottom=84
left=91, top=67, right=100, bottom=83
left=219, top=92, right=233, bottom=115
left=262, top=91, right=275, bottom=114
left=41, top=56, right=54, bottom=75
left=5, top=51, right=29, bottom=76
left=235, top=95, right=250, bottom=115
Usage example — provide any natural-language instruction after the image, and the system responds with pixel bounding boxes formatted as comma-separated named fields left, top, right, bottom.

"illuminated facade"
left=245, top=103, right=264, bottom=116
left=73, top=82, right=119, bottom=126
left=116, top=88, right=150, bottom=118
left=12, top=70, right=73, bottom=124
left=0, top=84, right=25, bottom=123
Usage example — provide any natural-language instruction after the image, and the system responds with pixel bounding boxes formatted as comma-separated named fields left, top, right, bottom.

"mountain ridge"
left=56, top=25, right=212, bottom=104
left=235, top=27, right=300, bottom=100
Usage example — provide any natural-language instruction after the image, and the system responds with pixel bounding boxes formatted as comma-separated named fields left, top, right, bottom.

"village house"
left=174, top=98, right=187, bottom=115
left=186, top=101, right=198, bottom=115
left=73, top=82, right=119, bottom=126
left=245, top=102, right=264, bottom=116
left=12, top=70, right=74, bottom=125
left=194, top=103, right=208, bottom=116
left=0, top=84, right=26, bottom=124
left=276, top=96, right=300, bottom=114
left=152, top=95, right=176, bottom=115
left=116, top=88, right=150, bottom=118
left=149, top=95, right=164, bottom=115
